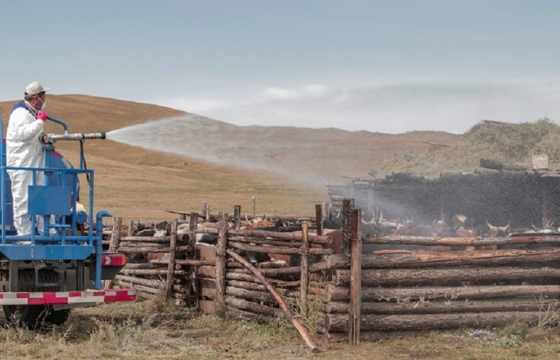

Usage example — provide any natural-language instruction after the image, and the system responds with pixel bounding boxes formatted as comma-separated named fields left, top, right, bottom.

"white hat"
left=25, top=82, right=50, bottom=97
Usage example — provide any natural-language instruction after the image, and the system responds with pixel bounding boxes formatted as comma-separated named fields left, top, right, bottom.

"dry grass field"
left=0, top=300, right=559, bottom=360
left=2, top=95, right=560, bottom=359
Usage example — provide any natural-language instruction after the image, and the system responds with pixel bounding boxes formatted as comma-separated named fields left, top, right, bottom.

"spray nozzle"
left=39, top=132, right=106, bottom=145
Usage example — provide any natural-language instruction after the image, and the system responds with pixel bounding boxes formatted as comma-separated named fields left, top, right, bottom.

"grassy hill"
left=0, top=95, right=463, bottom=220
left=385, top=118, right=560, bottom=175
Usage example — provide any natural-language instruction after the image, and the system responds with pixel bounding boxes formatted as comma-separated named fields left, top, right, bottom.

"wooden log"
left=105, top=217, right=123, bottom=289
left=226, top=249, right=320, bottom=353
left=109, top=217, right=121, bottom=252
left=364, top=234, right=560, bottom=246
left=197, top=265, right=216, bottom=278
left=173, top=292, right=188, bottom=300
left=173, top=284, right=188, bottom=293
left=228, top=241, right=332, bottom=256
left=196, top=244, right=216, bottom=262
left=326, top=247, right=560, bottom=269
left=228, top=236, right=324, bottom=249
left=166, top=219, right=178, bottom=298
left=227, top=265, right=301, bottom=276
left=300, top=223, right=310, bottom=315
left=136, top=291, right=157, bottom=300
left=118, top=241, right=173, bottom=248
left=117, top=247, right=170, bottom=253
left=189, top=212, right=199, bottom=249
left=225, top=296, right=281, bottom=317
left=326, top=298, right=560, bottom=315
left=117, top=281, right=163, bottom=296
left=227, top=279, right=267, bottom=292
left=226, top=286, right=275, bottom=303
left=324, top=311, right=542, bottom=332
left=115, top=274, right=165, bottom=289
left=119, top=269, right=186, bottom=276
left=233, top=205, right=241, bottom=230
left=257, top=261, right=291, bottom=269
left=348, top=208, right=362, bottom=345
left=215, top=212, right=228, bottom=305
left=226, top=272, right=301, bottom=288
left=123, top=263, right=162, bottom=269
left=119, top=236, right=172, bottom=242
left=334, top=266, right=560, bottom=286
left=175, top=299, right=187, bottom=307
left=225, top=280, right=288, bottom=295
left=226, top=229, right=331, bottom=245
left=326, top=284, right=560, bottom=302
left=164, top=209, right=189, bottom=219
left=117, top=246, right=190, bottom=253
left=199, top=278, right=216, bottom=300
left=227, top=260, right=330, bottom=276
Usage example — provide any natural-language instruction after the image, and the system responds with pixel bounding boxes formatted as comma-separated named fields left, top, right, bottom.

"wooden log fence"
left=105, top=199, right=560, bottom=346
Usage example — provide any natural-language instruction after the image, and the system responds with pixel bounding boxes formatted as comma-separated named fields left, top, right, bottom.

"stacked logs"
left=106, top=207, right=336, bottom=315
left=195, top=216, right=335, bottom=318
left=109, top=218, right=195, bottom=305
left=323, top=233, right=560, bottom=342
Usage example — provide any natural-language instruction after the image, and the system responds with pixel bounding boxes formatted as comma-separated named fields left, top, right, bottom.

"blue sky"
left=1, top=1, right=559, bottom=134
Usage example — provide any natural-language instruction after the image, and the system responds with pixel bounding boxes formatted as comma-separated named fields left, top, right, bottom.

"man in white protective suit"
left=6, top=81, right=51, bottom=237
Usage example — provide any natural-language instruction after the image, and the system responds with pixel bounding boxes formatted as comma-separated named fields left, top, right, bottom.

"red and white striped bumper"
left=0, top=288, right=137, bottom=306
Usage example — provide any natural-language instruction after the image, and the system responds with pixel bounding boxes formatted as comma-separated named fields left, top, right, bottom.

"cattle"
left=485, top=219, right=511, bottom=238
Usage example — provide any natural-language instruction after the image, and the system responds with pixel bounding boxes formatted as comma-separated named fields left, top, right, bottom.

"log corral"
left=103, top=165, right=560, bottom=345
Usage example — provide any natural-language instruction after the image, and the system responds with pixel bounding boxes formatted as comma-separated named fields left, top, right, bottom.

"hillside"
left=386, top=118, right=560, bottom=175
left=0, top=95, right=462, bottom=220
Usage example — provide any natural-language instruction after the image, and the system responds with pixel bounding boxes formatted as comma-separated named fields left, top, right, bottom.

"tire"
left=2, top=269, right=71, bottom=329
left=44, top=307, right=71, bottom=325
left=3, top=304, right=47, bottom=330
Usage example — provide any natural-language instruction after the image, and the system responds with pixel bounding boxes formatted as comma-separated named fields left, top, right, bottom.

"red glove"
left=37, top=111, right=48, bottom=121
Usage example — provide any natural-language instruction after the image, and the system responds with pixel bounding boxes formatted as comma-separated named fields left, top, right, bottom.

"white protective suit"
left=6, top=101, right=46, bottom=236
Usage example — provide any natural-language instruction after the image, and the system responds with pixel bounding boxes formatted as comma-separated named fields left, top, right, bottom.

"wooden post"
left=342, top=198, right=355, bottom=255
left=202, top=202, right=209, bottom=220
left=252, top=196, right=256, bottom=218
left=128, top=220, right=133, bottom=237
left=234, top=205, right=241, bottom=230
left=105, top=216, right=122, bottom=289
left=215, top=212, right=228, bottom=306
left=348, top=208, right=362, bottom=345
left=165, top=219, right=178, bottom=299
left=109, top=216, right=122, bottom=252
left=189, top=212, right=198, bottom=248
left=188, top=212, right=199, bottom=307
left=315, top=204, right=323, bottom=236
left=300, top=222, right=310, bottom=315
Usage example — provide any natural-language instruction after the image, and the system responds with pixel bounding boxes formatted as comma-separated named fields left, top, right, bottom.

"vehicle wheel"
left=2, top=269, right=68, bottom=329
left=3, top=304, right=47, bottom=329
left=44, top=307, right=71, bottom=325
